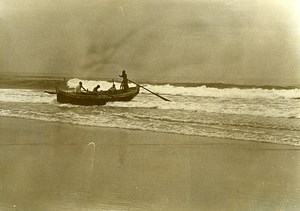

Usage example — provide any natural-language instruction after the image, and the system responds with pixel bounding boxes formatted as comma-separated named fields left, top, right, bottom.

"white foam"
left=67, top=78, right=122, bottom=91
left=1, top=105, right=299, bottom=146
left=145, top=85, right=300, bottom=99
left=0, top=89, right=55, bottom=103
left=67, top=78, right=300, bottom=99
left=1, top=86, right=299, bottom=119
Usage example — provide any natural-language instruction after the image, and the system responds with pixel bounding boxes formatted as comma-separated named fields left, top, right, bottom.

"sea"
left=1, top=76, right=300, bottom=146
left=1, top=76, right=300, bottom=210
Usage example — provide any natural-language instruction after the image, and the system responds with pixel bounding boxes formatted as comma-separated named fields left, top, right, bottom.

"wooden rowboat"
left=55, top=86, right=140, bottom=106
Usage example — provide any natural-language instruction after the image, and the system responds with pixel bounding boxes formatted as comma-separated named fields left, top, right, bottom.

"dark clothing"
left=119, top=72, right=129, bottom=91
left=120, top=72, right=127, bottom=80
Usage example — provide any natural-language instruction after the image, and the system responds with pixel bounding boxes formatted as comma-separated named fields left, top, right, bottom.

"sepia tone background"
left=0, top=0, right=300, bottom=84
left=1, top=1, right=300, bottom=210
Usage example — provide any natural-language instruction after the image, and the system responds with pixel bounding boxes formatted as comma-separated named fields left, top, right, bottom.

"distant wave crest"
left=68, top=78, right=300, bottom=99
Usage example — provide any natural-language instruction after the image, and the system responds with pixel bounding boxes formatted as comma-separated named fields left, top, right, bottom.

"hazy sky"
left=0, top=0, right=300, bottom=85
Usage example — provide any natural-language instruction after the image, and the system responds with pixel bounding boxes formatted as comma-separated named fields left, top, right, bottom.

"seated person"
left=75, top=81, right=87, bottom=93
left=108, top=83, right=117, bottom=94
left=93, top=85, right=101, bottom=93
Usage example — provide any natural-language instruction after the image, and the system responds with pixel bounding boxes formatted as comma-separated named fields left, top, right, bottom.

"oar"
left=128, top=79, right=171, bottom=102
left=44, top=90, right=57, bottom=94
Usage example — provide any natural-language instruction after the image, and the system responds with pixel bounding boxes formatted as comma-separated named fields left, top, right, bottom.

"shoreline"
left=1, top=116, right=299, bottom=149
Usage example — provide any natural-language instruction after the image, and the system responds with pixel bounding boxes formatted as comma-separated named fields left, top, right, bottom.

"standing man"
left=119, top=70, right=129, bottom=91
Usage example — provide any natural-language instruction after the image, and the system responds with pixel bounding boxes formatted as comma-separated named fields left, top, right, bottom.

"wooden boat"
left=55, top=86, right=140, bottom=106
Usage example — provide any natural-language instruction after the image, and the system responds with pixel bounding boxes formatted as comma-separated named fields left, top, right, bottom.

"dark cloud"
left=0, top=0, right=299, bottom=85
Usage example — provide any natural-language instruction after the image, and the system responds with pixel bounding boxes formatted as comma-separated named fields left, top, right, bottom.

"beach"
left=0, top=117, right=299, bottom=210
left=1, top=0, right=300, bottom=210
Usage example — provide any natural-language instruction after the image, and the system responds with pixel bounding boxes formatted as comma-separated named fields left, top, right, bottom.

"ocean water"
left=0, top=77, right=300, bottom=146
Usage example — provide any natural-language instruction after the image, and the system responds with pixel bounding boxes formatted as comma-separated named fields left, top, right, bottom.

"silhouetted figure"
left=93, top=85, right=101, bottom=93
left=119, top=70, right=129, bottom=91
left=75, top=81, right=87, bottom=93
left=108, top=83, right=117, bottom=94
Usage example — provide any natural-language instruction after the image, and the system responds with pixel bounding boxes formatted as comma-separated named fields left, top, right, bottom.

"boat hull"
left=55, top=86, right=139, bottom=106
left=99, top=87, right=140, bottom=102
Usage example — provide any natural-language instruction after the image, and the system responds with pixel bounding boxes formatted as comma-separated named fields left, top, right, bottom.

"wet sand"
left=0, top=117, right=299, bottom=210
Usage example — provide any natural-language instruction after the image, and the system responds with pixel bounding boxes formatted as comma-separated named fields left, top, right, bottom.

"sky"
left=0, top=0, right=300, bottom=85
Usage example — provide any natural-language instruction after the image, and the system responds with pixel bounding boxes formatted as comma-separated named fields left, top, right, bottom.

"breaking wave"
left=67, top=78, right=300, bottom=100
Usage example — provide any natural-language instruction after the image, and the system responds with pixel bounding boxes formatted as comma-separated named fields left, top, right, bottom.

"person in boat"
left=75, top=81, right=87, bottom=93
left=108, top=83, right=117, bottom=94
left=119, top=70, right=129, bottom=91
left=93, top=85, right=101, bottom=93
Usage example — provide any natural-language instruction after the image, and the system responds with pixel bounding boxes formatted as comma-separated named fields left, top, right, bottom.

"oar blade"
left=128, top=79, right=171, bottom=102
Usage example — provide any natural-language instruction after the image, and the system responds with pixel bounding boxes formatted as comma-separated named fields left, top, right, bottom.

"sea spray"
left=67, top=78, right=300, bottom=99
left=68, top=78, right=121, bottom=92
left=1, top=78, right=300, bottom=146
